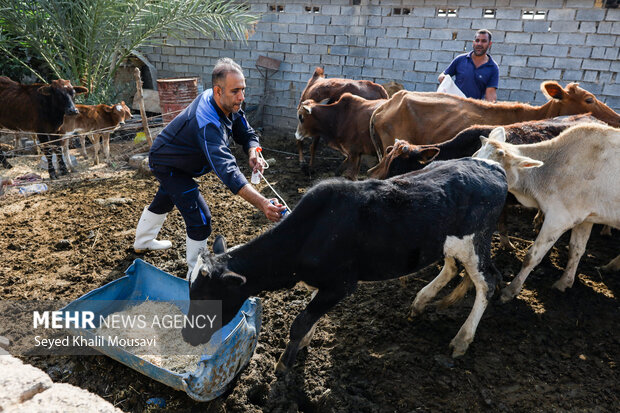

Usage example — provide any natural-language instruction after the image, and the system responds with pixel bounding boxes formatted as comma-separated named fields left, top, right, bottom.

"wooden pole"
left=133, top=67, right=153, bottom=146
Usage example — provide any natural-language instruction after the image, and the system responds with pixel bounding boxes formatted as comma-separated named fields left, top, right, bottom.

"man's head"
left=473, top=29, right=492, bottom=57
left=212, top=58, right=245, bottom=116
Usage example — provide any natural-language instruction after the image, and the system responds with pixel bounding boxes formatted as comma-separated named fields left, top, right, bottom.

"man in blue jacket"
left=438, top=29, right=498, bottom=102
left=134, top=58, right=286, bottom=278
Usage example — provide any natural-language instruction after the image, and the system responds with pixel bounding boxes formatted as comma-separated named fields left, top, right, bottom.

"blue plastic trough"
left=60, top=259, right=261, bottom=401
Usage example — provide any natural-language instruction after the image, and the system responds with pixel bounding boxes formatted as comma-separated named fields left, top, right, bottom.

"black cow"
left=0, top=77, right=88, bottom=179
left=183, top=158, right=508, bottom=372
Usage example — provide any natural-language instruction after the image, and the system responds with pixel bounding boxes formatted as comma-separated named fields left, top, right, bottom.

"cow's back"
left=517, top=123, right=620, bottom=221
left=0, top=78, right=47, bottom=132
left=300, top=78, right=387, bottom=106
left=280, top=158, right=507, bottom=284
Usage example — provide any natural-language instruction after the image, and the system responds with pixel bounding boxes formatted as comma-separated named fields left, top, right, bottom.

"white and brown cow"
left=474, top=123, right=620, bottom=302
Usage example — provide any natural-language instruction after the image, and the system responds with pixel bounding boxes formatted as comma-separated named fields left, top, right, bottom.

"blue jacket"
left=149, top=89, right=260, bottom=194
left=443, top=52, right=499, bottom=100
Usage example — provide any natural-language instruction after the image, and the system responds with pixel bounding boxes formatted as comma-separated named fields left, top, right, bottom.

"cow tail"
left=369, top=107, right=383, bottom=162
left=437, top=274, right=472, bottom=309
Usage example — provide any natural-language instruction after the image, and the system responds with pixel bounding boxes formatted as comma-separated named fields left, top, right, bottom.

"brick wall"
left=142, top=0, right=620, bottom=131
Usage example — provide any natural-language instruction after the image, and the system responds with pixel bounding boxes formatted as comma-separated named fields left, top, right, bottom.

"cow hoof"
left=499, top=288, right=516, bottom=304
left=449, top=337, right=470, bottom=358
left=499, top=236, right=515, bottom=251
left=408, top=304, right=423, bottom=319
left=49, top=172, right=58, bottom=180
left=274, top=360, right=289, bottom=375
left=551, top=280, right=571, bottom=292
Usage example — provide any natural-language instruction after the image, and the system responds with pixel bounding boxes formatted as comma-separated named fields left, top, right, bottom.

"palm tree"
left=0, top=0, right=258, bottom=100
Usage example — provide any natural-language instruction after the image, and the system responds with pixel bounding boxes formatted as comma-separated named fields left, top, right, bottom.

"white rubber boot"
left=133, top=206, right=172, bottom=253
left=186, top=236, right=208, bottom=280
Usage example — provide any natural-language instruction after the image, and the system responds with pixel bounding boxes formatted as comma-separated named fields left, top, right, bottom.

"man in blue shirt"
left=133, top=58, right=286, bottom=278
left=438, top=29, right=498, bottom=102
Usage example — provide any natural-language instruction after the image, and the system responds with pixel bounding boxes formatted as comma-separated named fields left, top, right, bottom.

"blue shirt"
left=443, top=51, right=499, bottom=100
left=149, top=89, right=260, bottom=194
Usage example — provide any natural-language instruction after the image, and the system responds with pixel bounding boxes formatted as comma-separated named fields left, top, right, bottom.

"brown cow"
left=60, top=102, right=133, bottom=168
left=369, top=82, right=620, bottom=160
left=0, top=76, right=88, bottom=179
left=296, top=93, right=386, bottom=179
left=381, top=81, right=404, bottom=98
left=296, top=67, right=387, bottom=174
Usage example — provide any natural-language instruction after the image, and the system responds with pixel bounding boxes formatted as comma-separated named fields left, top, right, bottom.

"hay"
left=94, top=301, right=211, bottom=374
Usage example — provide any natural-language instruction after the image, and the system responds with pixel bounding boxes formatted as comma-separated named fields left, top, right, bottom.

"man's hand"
left=238, top=184, right=286, bottom=223
left=261, top=198, right=286, bottom=223
left=484, top=87, right=497, bottom=103
left=438, top=73, right=446, bottom=84
left=248, top=147, right=264, bottom=174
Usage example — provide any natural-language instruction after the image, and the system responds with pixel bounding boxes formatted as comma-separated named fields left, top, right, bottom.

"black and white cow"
left=183, top=158, right=508, bottom=372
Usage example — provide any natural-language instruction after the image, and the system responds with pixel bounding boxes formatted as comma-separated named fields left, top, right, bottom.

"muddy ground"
left=0, top=132, right=618, bottom=412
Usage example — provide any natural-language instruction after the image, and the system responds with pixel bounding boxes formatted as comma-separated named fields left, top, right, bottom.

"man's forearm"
left=237, top=183, right=268, bottom=211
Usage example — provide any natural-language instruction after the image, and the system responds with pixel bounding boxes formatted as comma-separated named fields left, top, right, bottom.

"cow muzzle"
left=294, top=130, right=309, bottom=142
left=65, top=107, right=79, bottom=116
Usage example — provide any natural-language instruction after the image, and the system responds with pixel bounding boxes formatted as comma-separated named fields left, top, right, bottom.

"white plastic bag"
left=437, top=75, right=466, bottom=98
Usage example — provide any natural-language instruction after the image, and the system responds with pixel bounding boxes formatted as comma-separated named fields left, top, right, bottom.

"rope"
left=253, top=149, right=291, bottom=212
left=260, top=145, right=343, bottom=161
left=0, top=108, right=183, bottom=157
left=0, top=108, right=180, bottom=138
left=258, top=171, right=291, bottom=213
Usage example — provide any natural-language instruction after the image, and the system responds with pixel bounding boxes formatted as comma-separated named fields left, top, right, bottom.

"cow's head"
left=182, top=236, right=248, bottom=346
left=104, top=101, right=133, bottom=124
left=294, top=98, right=330, bottom=142
left=381, top=81, right=404, bottom=98
left=473, top=127, right=543, bottom=187
left=38, top=79, right=88, bottom=116
left=298, top=67, right=326, bottom=108
left=368, top=139, right=440, bottom=179
left=542, top=81, right=620, bottom=128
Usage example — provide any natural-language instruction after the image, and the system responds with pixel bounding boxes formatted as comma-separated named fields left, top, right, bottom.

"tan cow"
left=296, top=67, right=388, bottom=173
left=370, top=82, right=620, bottom=160
left=474, top=123, right=620, bottom=302
left=60, top=102, right=132, bottom=168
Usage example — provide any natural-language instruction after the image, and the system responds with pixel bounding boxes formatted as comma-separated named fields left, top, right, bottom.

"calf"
left=296, top=93, right=386, bottom=179
left=0, top=76, right=88, bottom=179
left=183, top=158, right=508, bottom=371
left=296, top=67, right=388, bottom=173
left=474, top=123, right=620, bottom=302
left=60, top=102, right=132, bottom=168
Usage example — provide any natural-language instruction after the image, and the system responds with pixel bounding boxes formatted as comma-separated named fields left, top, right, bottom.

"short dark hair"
left=211, top=58, right=244, bottom=88
left=475, top=29, right=492, bottom=42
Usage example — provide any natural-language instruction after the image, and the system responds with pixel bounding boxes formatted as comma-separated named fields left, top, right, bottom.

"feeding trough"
left=59, top=259, right=261, bottom=401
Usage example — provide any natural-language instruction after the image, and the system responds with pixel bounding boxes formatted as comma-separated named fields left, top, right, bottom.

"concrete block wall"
left=143, top=0, right=620, bottom=131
